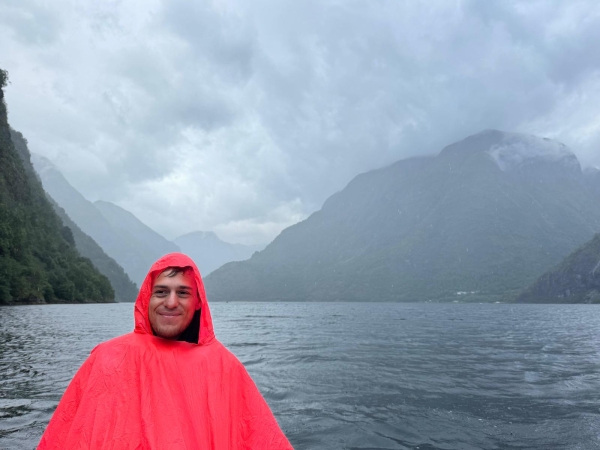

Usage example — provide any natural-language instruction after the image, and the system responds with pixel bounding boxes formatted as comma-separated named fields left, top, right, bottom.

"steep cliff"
left=0, top=69, right=114, bottom=304
left=10, top=129, right=138, bottom=302
left=32, top=155, right=179, bottom=286
left=48, top=197, right=138, bottom=302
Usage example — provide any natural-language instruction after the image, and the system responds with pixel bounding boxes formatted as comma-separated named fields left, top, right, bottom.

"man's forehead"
left=153, top=269, right=195, bottom=287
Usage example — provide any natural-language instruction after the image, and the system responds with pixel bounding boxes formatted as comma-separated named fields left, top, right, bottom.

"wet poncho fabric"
left=38, top=253, right=293, bottom=450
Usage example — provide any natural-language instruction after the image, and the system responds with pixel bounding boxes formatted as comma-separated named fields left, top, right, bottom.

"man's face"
left=148, top=270, right=197, bottom=340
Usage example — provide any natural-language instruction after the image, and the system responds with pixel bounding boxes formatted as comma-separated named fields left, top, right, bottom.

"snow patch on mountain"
left=487, top=133, right=579, bottom=172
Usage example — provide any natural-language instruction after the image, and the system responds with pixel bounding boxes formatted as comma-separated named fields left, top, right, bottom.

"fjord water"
left=2, top=303, right=600, bottom=450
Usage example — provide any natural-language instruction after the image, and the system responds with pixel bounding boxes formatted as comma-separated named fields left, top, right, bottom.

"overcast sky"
left=1, top=0, right=600, bottom=245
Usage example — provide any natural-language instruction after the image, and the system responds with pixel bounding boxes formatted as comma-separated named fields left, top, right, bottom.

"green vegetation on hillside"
left=0, top=69, right=114, bottom=304
left=206, top=131, right=600, bottom=303
left=48, top=196, right=139, bottom=302
left=517, top=233, right=600, bottom=303
left=11, top=129, right=138, bottom=302
left=0, top=70, right=7, bottom=90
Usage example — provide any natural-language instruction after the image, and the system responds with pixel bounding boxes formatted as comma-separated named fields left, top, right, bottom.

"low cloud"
left=1, top=0, right=599, bottom=244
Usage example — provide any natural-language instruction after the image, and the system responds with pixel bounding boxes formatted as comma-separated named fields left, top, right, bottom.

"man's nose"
left=164, top=291, right=179, bottom=308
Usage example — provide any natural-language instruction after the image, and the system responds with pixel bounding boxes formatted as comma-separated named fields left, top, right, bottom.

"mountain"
left=173, top=231, right=263, bottom=276
left=205, top=130, right=600, bottom=303
left=94, top=200, right=180, bottom=265
left=0, top=70, right=113, bottom=304
left=584, top=167, right=600, bottom=197
left=517, top=233, right=600, bottom=303
left=50, top=198, right=139, bottom=302
left=10, top=131, right=138, bottom=302
left=31, top=156, right=177, bottom=285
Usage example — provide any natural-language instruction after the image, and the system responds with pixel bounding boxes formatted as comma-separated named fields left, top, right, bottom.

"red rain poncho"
left=38, top=253, right=293, bottom=449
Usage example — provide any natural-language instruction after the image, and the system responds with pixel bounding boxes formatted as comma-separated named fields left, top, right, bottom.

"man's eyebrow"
left=153, top=284, right=193, bottom=290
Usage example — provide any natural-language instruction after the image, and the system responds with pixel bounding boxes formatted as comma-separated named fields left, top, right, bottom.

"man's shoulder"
left=208, top=341, right=251, bottom=372
left=208, top=340, right=241, bottom=361
left=90, top=332, right=141, bottom=357
left=90, top=334, right=245, bottom=367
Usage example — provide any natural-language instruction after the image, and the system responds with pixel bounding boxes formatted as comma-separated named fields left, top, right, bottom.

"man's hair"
left=156, top=266, right=200, bottom=344
left=160, top=266, right=194, bottom=278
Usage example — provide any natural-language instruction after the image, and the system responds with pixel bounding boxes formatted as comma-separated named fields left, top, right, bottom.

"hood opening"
left=176, top=309, right=200, bottom=344
left=134, top=253, right=215, bottom=346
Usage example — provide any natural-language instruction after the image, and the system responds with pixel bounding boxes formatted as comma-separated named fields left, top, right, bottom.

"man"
left=38, top=253, right=293, bottom=449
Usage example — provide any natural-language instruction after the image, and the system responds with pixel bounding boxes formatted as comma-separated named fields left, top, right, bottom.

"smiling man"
left=148, top=267, right=199, bottom=341
left=38, top=253, right=293, bottom=450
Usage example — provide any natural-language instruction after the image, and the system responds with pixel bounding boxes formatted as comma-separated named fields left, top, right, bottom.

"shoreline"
left=0, top=300, right=121, bottom=307
left=1, top=300, right=598, bottom=306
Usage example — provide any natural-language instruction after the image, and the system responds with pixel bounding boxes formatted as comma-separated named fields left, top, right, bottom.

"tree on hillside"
left=0, top=69, right=7, bottom=89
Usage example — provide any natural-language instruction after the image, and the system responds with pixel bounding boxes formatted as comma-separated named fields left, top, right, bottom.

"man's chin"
left=152, top=325, right=183, bottom=340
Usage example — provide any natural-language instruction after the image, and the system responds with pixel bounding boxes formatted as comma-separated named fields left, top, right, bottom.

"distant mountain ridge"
left=94, top=200, right=180, bottom=256
left=94, top=200, right=180, bottom=269
left=48, top=197, right=139, bottom=302
left=205, top=130, right=600, bottom=303
left=32, top=156, right=268, bottom=283
left=32, top=154, right=178, bottom=285
left=174, top=231, right=263, bottom=276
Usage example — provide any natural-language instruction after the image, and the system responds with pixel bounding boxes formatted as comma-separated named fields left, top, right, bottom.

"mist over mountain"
left=32, top=155, right=177, bottom=285
left=47, top=198, right=138, bottom=302
left=94, top=200, right=180, bottom=265
left=0, top=70, right=113, bottom=304
left=31, top=155, right=268, bottom=283
left=584, top=168, right=600, bottom=197
left=205, top=130, right=600, bottom=303
left=10, top=131, right=137, bottom=302
left=518, top=233, right=600, bottom=304
left=174, top=231, right=263, bottom=276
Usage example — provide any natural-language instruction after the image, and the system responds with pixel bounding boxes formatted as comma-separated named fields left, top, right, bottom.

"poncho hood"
left=134, top=252, right=215, bottom=345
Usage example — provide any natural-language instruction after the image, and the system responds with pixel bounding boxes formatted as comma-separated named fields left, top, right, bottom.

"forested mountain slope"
left=10, top=129, right=137, bottom=302
left=0, top=70, right=113, bottom=304
left=206, top=130, right=600, bottom=302
left=32, top=156, right=176, bottom=285
left=48, top=198, right=138, bottom=302
left=517, top=233, right=600, bottom=303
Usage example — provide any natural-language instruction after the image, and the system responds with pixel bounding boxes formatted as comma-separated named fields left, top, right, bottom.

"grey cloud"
left=0, top=0, right=62, bottom=45
left=160, top=0, right=257, bottom=82
left=467, top=0, right=600, bottom=85
left=2, top=0, right=600, bottom=244
left=240, top=0, right=600, bottom=207
left=110, top=44, right=237, bottom=131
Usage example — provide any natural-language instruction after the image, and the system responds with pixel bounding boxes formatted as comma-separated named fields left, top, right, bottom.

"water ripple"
left=2, top=303, right=600, bottom=449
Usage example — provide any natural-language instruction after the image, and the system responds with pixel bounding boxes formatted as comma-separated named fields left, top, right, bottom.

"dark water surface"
left=2, top=303, right=600, bottom=449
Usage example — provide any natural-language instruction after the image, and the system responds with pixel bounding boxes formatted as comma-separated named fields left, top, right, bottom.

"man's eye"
left=178, top=291, right=191, bottom=297
left=154, top=290, right=167, bottom=297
